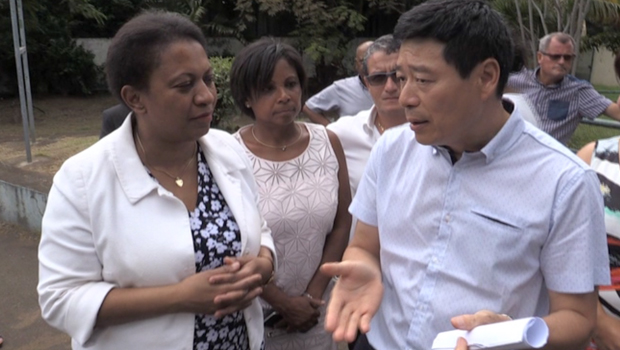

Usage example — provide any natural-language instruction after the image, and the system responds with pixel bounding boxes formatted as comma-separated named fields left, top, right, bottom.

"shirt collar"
left=431, top=101, right=525, bottom=164
left=478, top=100, right=525, bottom=163
left=534, top=66, right=565, bottom=88
left=362, top=106, right=379, bottom=136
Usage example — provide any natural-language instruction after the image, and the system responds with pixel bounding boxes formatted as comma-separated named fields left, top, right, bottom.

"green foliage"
left=581, top=22, right=620, bottom=53
left=0, top=0, right=105, bottom=95
left=209, top=56, right=237, bottom=127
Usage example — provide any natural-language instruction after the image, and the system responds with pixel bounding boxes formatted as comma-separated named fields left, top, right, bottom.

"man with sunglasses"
left=327, top=34, right=406, bottom=242
left=507, top=32, right=620, bottom=145
left=303, top=41, right=374, bottom=126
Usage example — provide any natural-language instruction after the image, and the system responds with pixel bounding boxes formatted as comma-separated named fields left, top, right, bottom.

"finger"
left=344, top=310, right=361, bottom=343
left=308, top=297, right=325, bottom=308
left=223, top=256, right=239, bottom=265
left=320, top=262, right=346, bottom=278
left=451, top=314, right=475, bottom=331
left=215, top=285, right=263, bottom=306
left=228, top=273, right=263, bottom=290
left=333, top=301, right=354, bottom=342
left=213, top=287, right=261, bottom=318
left=456, top=337, right=469, bottom=350
left=209, top=267, right=260, bottom=285
left=451, top=310, right=508, bottom=331
left=209, top=272, right=239, bottom=284
left=359, top=312, right=372, bottom=334
left=324, top=292, right=343, bottom=333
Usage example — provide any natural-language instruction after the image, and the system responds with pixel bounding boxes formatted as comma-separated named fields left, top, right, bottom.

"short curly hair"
left=105, top=10, right=208, bottom=102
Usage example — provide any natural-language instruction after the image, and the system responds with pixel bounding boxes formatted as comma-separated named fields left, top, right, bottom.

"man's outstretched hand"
left=320, top=260, right=383, bottom=343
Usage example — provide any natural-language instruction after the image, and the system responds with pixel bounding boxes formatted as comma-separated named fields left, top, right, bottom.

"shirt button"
left=444, top=214, right=451, bottom=223
left=432, top=257, right=438, bottom=264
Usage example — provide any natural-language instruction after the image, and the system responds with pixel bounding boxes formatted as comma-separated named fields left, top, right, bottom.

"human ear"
left=120, top=85, right=145, bottom=115
left=536, top=51, right=543, bottom=66
left=477, top=58, right=500, bottom=101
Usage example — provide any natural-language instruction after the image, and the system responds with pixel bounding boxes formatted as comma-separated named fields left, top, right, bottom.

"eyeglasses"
left=365, top=71, right=399, bottom=86
left=540, top=52, right=575, bottom=61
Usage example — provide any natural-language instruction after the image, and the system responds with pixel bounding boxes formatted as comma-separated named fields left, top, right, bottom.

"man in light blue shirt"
left=321, top=1, right=610, bottom=350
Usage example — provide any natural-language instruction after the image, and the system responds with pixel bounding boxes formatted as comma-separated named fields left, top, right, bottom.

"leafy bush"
left=31, top=38, right=103, bottom=95
left=209, top=56, right=236, bottom=127
left=0, top=0, right=104, bottom=96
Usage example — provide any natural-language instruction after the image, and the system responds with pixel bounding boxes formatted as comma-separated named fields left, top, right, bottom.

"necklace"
left=251, top=123, right=303, bottom=151
left=135, top=132, right=196, bottom=188
left=376, top=118, right=385, bottom=133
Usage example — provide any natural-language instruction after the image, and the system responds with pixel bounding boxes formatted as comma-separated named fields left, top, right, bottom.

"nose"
left=399, top=81, right=420, bottom=109
left=194, top=80, right=217, bottom=106
left=277, top=86, right=291, bottom=103
left=384, top=75, right=399, bottom=93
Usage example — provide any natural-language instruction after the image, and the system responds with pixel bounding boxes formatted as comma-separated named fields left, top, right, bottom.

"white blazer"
left=38, top=116, right=275, bottom=350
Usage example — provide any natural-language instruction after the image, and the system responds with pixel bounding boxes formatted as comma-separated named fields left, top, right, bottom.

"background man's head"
left=537, top=32, right=576, bottom=84
left=355, top=41, right=373, bottom=75
left=361, top=35, right=402, bottom=119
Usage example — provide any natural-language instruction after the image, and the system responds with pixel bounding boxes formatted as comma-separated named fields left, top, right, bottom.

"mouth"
left=274, top=109, right=296, bottom=115
left=191, top=112, right=213, bottom=120
left=408, top=118, right=428, bottom=131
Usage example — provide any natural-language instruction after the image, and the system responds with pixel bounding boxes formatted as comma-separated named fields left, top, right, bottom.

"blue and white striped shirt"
left=507, top=68, right=611, bottom=145
left=350, top=111, right=610, bottom=350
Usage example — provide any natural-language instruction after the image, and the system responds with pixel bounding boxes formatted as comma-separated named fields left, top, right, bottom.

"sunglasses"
left=365, top=71, right=399, bottom=86
left=541, top=52, right=575, bottom=61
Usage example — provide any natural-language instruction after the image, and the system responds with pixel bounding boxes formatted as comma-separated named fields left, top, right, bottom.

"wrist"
left=257, top=254, right=275, bottom=285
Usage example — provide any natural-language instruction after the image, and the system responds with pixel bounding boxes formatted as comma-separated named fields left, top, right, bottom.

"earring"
left=245, top=103, right=250, bottom=108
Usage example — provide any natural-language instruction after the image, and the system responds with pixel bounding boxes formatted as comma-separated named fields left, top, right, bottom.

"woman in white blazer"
left=38, top=11, right=275, bottom=350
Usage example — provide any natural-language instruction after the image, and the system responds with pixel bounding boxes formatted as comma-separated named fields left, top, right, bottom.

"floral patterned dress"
left=147, top=144, right=256, bottom=350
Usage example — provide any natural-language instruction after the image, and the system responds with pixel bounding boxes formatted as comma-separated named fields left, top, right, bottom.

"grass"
left=567, top=84, right=620, bottom=151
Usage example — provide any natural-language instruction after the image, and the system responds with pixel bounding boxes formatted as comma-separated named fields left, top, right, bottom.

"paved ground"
left=0, top=220, right=348, bottom=350
left=0, top=221, right=71, bottom=350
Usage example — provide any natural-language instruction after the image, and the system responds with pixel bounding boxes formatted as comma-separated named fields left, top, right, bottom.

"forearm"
left=303, top=106, right=330, bottom=126
left=306, top=227, right=349, bottom=299
left=541, top=291, right=598, bottom=350
left=96, top=284, right=184, bottom=327
left=261, top=282, right=291, bottom=313
left=257, top=246, right=275, bottom=284
left=542, top=310, right=594, bottom=350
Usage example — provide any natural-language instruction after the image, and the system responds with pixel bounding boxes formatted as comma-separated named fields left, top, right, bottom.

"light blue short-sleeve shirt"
left=350, top=111, right=610, bottom=350
left=305, top=76, right=373, bottom=118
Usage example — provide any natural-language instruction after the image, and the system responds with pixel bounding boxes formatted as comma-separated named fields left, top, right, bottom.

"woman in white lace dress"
left=230, top=37, right=352, bottom=350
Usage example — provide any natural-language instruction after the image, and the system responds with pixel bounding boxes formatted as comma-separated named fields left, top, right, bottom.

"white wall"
left=589, top=48, right=620, bottom=88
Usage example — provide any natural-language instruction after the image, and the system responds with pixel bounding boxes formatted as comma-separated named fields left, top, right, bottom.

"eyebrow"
left=395, top=64, right=433, bottom=74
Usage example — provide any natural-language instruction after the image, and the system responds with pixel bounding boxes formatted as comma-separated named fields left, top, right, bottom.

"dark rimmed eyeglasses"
left=540, top=52, right=575, bottom=61
left=365, top=71, right=399, bottom=86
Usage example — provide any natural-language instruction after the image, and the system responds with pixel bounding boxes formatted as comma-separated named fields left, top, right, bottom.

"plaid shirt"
left=507, top=68, right=611, bottom=145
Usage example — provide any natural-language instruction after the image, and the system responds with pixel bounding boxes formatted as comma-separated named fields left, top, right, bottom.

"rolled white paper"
left=431, top=317, right=549, bottom=350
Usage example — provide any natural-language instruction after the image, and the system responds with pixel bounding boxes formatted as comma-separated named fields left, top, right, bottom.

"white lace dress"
left=234, top=123, right=339, bottom=350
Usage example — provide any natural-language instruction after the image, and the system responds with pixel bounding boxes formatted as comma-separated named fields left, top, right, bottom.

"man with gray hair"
left=507, top=32, right=620, bottom=145
left=327, top=34, right=406, bottom=242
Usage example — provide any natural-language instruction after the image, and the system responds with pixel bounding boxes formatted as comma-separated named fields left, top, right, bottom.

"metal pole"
left=17, top=0, right=35, bottom=142
left=10, top=0, right=32, bottom=163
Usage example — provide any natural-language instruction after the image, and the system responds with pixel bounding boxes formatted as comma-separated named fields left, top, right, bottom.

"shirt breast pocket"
left=468, top=207, right=525, bottom=257
left=547, top=100, right=570, bottom=121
